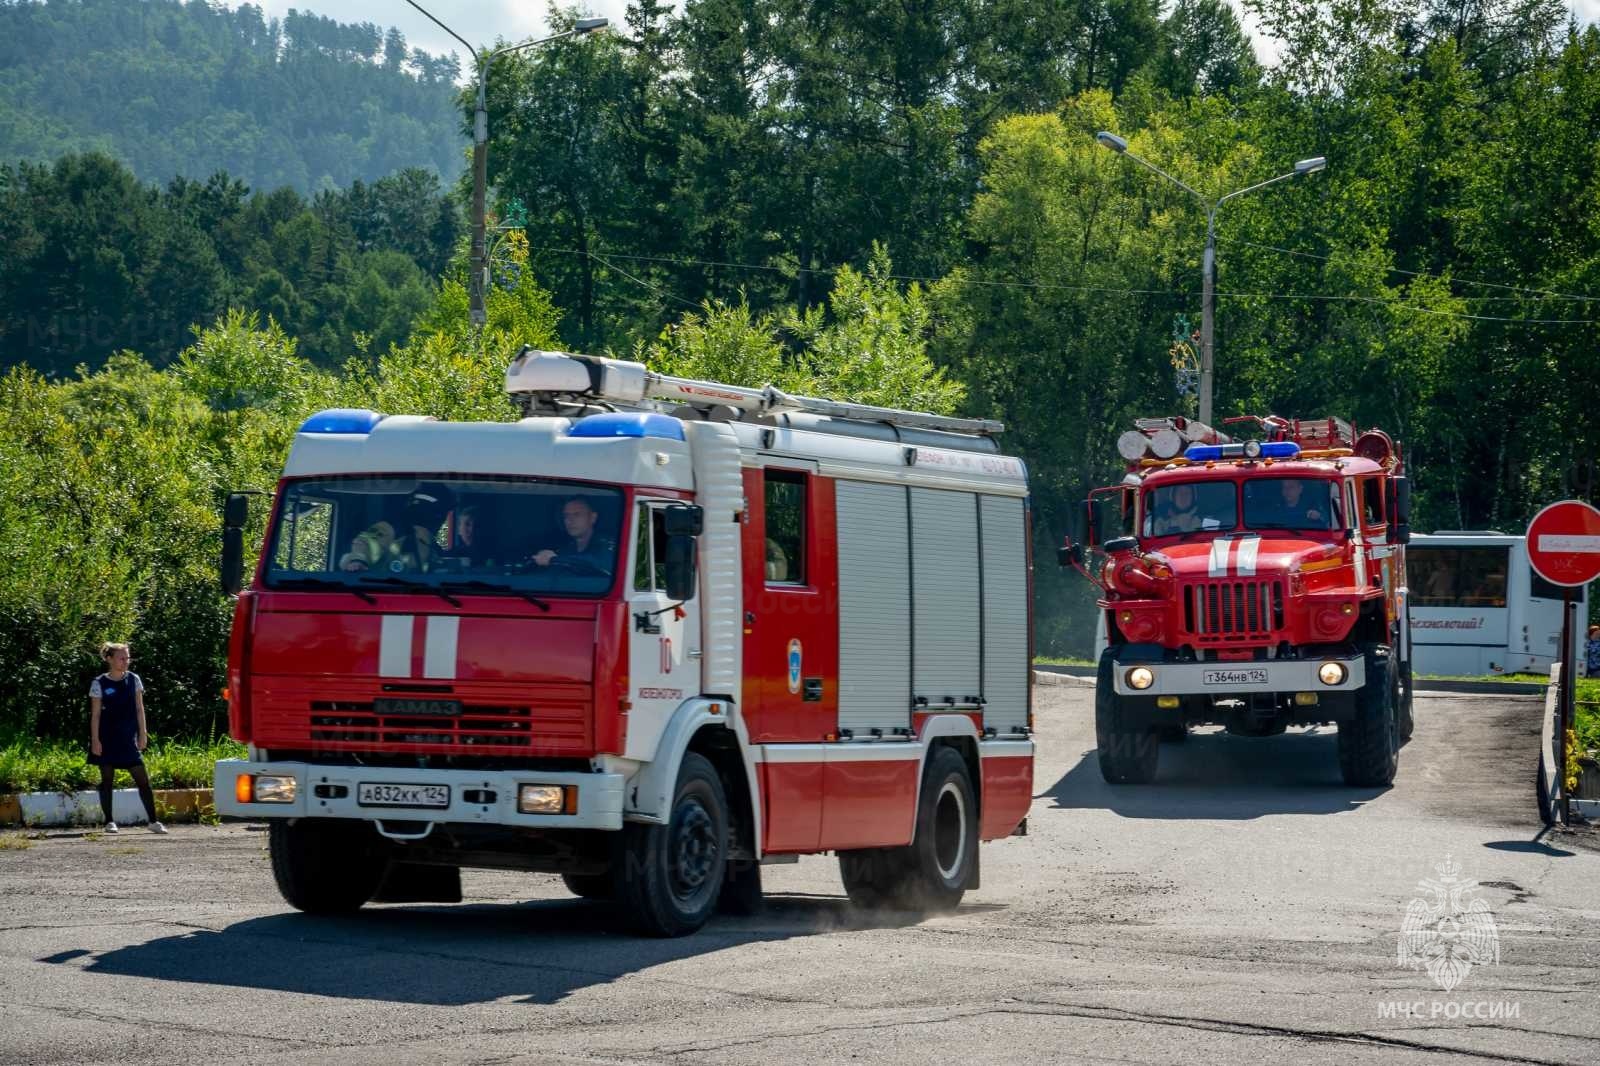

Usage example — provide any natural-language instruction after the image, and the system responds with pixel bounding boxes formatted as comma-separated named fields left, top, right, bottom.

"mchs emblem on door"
left=787, top=638, right=803, bottom=694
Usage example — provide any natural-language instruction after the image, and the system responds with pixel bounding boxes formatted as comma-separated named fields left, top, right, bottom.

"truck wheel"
left=1096, top=650, right=1159, bottom=784
left=839, top=746, right=977, bottom=913
left=269, top=819, right=384, bottom=914
left=614, top=752, right=727, bottom=937
left=561, top=872, right=613, bottom=900
left=1338, top=646, right=1399, bottom=787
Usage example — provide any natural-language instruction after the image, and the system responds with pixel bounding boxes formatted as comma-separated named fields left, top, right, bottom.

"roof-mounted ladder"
left=504, top=347, right=1004, bottom=437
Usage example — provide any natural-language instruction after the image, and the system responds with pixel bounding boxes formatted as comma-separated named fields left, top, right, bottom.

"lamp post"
left=1096, top=131, right=1325, bottom=426
left=404, top=3, right=608, bottom=326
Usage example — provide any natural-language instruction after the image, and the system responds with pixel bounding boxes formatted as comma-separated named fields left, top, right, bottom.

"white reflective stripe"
left=753, top=743, right=922, bottom=764
left=1236, top=536, right=1261, bottom=576
left=378, top=615, right=413, bottom=677
left=422, top=616, right=459, bottom=680
left=1208, top=538, right=1230, bottom=577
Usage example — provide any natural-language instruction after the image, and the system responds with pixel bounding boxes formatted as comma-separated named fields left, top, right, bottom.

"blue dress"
left=89, top=672, right=143, bottom=768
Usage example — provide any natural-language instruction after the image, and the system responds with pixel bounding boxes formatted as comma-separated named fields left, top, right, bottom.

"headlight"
left=246, top=774, right=297, bottom=803
left=517, top=784, right=569, bottom=814
left=1318, top=661, right=1347, bottom=686
left=1126, top=666, right=1155, bottom=690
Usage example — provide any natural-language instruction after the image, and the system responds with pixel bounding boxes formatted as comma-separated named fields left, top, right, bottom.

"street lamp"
left=404, top=3, right=609, bottom=326
left=1097, top=131, right=1326, bottom=425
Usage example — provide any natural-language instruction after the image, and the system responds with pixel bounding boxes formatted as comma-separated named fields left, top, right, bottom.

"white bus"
left=1407, top=532, right=1588, bottom=677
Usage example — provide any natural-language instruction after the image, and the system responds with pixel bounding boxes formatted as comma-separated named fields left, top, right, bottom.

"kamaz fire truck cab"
left=216, top=349, right=1035, bottom=936
left=1061, top=415, right=1413, bottom=788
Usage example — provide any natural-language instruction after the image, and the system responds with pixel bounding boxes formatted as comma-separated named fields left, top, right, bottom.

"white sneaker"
left=105, top=822, right=119, bottom=834
left=148, top=822, right=168, bottom=835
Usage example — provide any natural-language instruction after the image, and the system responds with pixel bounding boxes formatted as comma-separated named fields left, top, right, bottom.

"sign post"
left=1526, top=500, right=1600, bottom=825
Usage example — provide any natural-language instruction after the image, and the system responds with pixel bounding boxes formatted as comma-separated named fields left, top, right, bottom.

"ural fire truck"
left=214, top=349, right=1034, bottom=936
left=1061, top=415, right=1413, bottom=787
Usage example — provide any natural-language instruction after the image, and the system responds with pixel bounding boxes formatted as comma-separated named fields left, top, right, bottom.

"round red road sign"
left=1526, top=500, right=1600, bottom=587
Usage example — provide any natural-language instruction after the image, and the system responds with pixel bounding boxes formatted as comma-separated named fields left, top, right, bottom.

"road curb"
left=1034, top=669, right=1094, bottom=687
left=1, top=788, right=213, bottom=827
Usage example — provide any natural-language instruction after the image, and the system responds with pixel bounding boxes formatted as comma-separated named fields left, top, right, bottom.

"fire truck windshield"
left=1143, top=481, right=1237, bottom=536
left=1241, top=477, right=1343, bottom=532
left=263, top=475, right=624, bottom=596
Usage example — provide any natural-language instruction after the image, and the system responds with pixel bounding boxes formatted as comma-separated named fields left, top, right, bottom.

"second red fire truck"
left=215, top=349, right=1035, bottom=936
left=1062, top=415, right=1414, bottom=787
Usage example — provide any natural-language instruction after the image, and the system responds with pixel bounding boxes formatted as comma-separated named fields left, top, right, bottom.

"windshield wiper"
left=438, top=579, right=551, bottom=613
left=271, top=575, right=377, bottom=604
left=358, top=574, right=461, bottom=607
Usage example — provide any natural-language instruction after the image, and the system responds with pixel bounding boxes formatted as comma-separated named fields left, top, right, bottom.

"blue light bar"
left=569, top=412, right=685, bottom=441
left=1184, top=440, right=1303, bottom=462
left=299, top=408, right=385, bottom=434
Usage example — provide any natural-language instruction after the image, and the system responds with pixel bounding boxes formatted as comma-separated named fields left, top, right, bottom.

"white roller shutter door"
left=911, top=487, right=981, bottom=704
left=836, top=480, right=912, bottom=735
left=981, top=495, right=1029, bottom=733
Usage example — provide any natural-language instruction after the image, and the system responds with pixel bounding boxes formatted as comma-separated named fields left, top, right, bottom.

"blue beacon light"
left=299, top=408, right=385, bottom=434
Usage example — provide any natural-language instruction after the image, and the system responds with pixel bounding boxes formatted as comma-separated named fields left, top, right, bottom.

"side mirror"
left=663, top=503, right=704, bottom=537
left=1082, top=498, right=1099, bottom=548
left=1394, top=522, right=1411, bottom=546
left=222, top=526, right=245, bottom=596
left=1056, top=540, right=1083, bottom=568
left=1393, top=476, right=1411, bottom=526
left=224, top=492, right=249, bottom=530
left=664, top=533, right=697, bottom=601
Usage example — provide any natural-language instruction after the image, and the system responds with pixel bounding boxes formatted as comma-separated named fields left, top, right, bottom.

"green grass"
left=1034, top=656, right=1096, bottom=667
left=0, top=738, right=245, bottom=794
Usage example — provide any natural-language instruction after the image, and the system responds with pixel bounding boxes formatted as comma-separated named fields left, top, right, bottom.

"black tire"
left=1096, top=649, right=1159, bottom=784
left=614, top=752, right=727, bottom=937
left=1338, top=646, right=1399, bottom=787
left=839, top=746, right=977, bottom=913
left=269, top=819, right=384, bottom=914
left=561, top=872, right=614, bottom=900
left=1159, top=724, right=1188, bottom=744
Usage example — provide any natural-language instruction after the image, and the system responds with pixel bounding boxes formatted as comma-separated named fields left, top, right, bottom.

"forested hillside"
left=0, top=154, right=462, bottom=375
left=0, top=0, right=463, bottom=192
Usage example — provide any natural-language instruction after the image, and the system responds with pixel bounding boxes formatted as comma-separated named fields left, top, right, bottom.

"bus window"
left=1410, top=547, right=1509, bottom=607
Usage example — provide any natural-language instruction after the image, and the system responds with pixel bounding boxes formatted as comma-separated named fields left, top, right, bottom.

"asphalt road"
left=3, top=685, right=1597, bottom=1065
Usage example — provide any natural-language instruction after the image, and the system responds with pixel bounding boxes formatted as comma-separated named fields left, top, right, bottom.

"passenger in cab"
left=1267, top=479, right=1326, bottom=528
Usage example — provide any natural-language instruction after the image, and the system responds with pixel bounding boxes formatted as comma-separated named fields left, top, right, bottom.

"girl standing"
left=88, top=643, right=165, bottom=834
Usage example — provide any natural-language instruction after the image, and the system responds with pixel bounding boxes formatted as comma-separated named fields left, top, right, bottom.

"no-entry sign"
left=1526, top=499, right=1600, bottom=587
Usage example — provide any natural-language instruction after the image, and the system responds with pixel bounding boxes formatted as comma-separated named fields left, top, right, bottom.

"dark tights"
left=99, top=764, right=158, bottom=825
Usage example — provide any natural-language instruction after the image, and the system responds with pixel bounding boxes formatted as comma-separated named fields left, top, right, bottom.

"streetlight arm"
left=1217, top=169, right=1300, bottom=207
left=1114, top=148, right=1207, bottom=203
left=401, top=0, right=475, bottom=59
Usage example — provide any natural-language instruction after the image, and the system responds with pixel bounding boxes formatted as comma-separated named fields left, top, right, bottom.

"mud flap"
left=372, top=861, right=462, bottom=903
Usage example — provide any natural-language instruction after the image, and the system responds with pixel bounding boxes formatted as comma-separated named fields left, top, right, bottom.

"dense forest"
left=0, top=0, right=464, bottom=191
left=4, top=0, right=1600, bottom=736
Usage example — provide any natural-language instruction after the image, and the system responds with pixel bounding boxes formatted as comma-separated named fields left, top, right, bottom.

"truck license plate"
left=357, top=783, right=450, bottom=808
left=1203, top=668, right=1269, bottom=687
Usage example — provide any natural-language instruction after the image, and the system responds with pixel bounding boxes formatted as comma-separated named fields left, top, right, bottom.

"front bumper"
left=213, top=760, right=626, bottom=830
left=1110, top=655, right=1366, bottom=697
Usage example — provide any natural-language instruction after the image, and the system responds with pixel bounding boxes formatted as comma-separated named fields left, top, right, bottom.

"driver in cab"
left=531, top=497, right=615, bottom=576
left=1268, top=479, right=1326, bottom=528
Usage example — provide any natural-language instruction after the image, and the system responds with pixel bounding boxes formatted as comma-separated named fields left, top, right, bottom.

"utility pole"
left=1096, top=132, right=1326, bottom=426
left=403, top=3, right=607, bottom=327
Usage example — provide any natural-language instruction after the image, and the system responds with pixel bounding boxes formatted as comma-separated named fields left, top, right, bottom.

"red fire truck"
left=1060, top=415, right=1413, bottom=787
left=215, top=349, right=1034, bottom=936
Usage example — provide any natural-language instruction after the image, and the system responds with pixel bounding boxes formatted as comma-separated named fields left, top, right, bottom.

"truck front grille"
left=1184, top=580, right=1283, bottom=643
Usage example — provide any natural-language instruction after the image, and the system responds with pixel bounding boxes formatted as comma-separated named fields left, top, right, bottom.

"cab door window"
left=632, top=502, right=669, bottom=592
left=764, top=470, right=807, bottom=584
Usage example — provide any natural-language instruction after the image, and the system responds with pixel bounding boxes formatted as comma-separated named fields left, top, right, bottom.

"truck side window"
left=1362, top=478, right=1384, bottom=528
left=632, top=503, right=670, bottom=592
left=764, top=470, right=807, bottom=585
